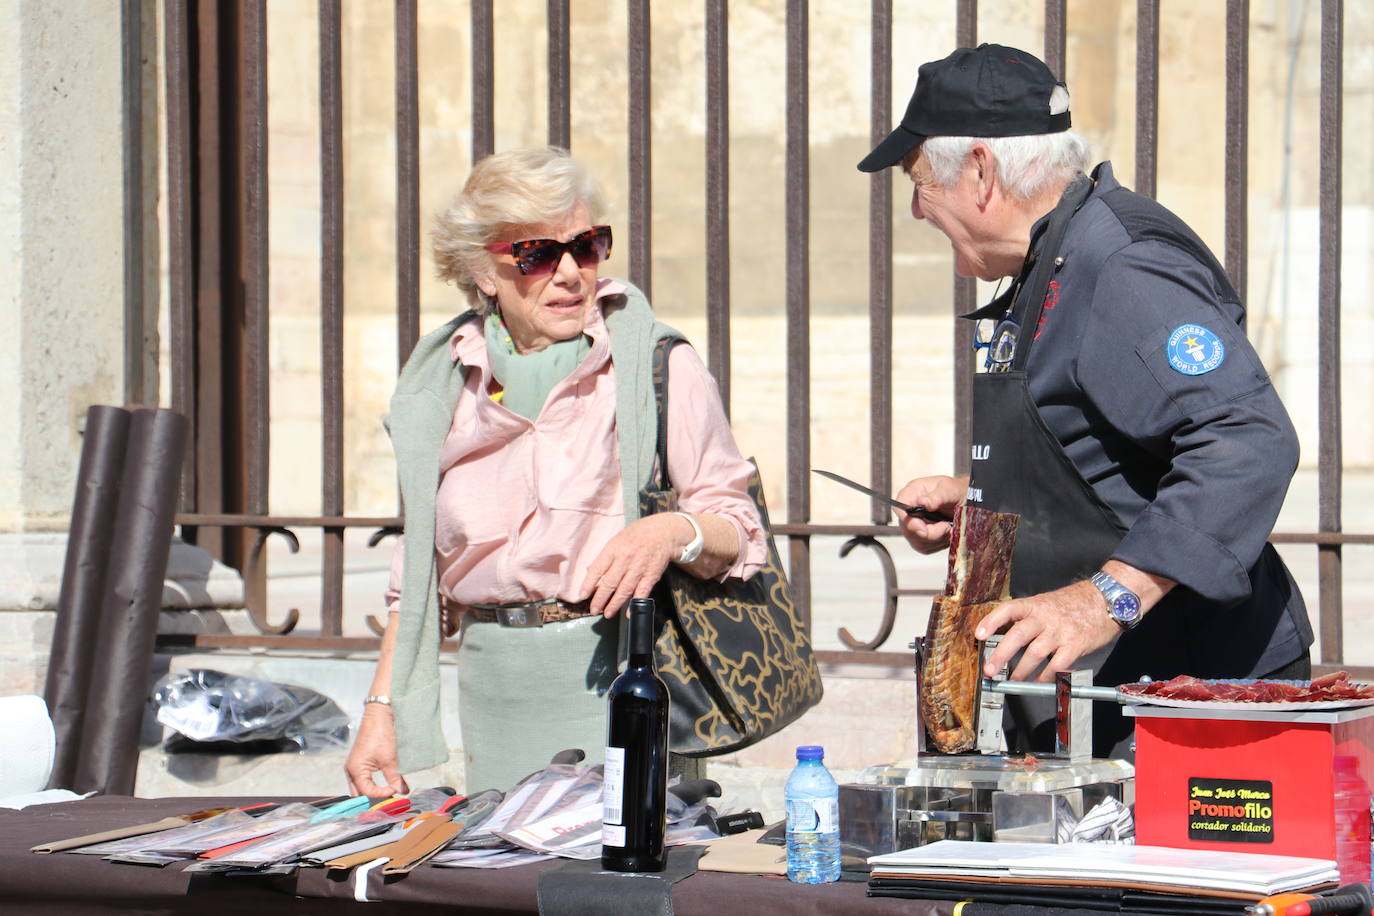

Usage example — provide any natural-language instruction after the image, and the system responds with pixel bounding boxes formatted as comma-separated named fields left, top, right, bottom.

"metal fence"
left=146, top=0, right=1371, bottom=674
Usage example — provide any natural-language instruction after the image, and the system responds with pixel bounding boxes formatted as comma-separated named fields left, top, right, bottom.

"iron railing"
left=150, top=0, right=1369, bottom=678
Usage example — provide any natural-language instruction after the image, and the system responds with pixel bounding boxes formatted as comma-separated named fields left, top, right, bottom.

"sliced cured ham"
left=1119, top=671, right=1374, bottom=703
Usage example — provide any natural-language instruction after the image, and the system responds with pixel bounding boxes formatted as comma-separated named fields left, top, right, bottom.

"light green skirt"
left=457, top=613, right=619, bottom=792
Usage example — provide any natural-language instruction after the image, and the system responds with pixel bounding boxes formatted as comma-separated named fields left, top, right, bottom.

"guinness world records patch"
left=1167, top=324, right=1225, bottom=375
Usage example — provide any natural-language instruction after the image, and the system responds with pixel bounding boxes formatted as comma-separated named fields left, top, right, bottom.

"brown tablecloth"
left=0, top=795, right=953, bottom=915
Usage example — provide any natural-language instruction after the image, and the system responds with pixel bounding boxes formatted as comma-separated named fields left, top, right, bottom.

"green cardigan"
left=385, top=281, right=680, bottom=773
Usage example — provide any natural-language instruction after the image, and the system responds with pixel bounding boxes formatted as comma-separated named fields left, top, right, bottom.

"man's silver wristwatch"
left=1090, top=571, right=1142, bottom=630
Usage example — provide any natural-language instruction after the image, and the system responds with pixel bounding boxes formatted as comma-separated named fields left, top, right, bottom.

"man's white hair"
left=919, top=88, right=1091, bottom=200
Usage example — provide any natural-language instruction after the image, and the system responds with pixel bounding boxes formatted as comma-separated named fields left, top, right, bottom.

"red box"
left=1130, top=704, right=1374, bottom=877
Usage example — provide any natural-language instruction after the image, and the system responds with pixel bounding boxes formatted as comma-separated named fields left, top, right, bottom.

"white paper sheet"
left=868, top=840, right=1339, bottom=895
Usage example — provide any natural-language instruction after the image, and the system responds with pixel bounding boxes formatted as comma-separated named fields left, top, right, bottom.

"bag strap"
left=649, top=335, right=686, bottom=491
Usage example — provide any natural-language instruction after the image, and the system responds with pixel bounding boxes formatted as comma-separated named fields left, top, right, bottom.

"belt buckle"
left=495, top=605, right=545, bottom=628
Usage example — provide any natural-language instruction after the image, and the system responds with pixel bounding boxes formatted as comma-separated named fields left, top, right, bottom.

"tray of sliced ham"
left=1118, top=671, right=1374, bottom=710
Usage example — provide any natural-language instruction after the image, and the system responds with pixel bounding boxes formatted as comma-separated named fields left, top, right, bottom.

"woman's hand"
left=895, top=474, right=967, bottom=554
left=345, top=705, right=410, bottom=800
left=577, top=513, right=694, bottom=616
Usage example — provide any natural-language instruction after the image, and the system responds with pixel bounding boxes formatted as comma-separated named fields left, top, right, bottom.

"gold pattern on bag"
left=640, top=337, right=823, bottom=755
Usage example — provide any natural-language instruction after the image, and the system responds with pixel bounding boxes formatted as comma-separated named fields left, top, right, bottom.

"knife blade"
left=811, top=469, right=950, bottom=523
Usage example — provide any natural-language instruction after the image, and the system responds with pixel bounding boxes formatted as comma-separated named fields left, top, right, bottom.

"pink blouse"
left=386, top=280, right=767, bottom=612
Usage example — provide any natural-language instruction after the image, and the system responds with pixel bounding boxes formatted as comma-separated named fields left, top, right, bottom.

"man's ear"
left=969, top=143, right=997, bottom=209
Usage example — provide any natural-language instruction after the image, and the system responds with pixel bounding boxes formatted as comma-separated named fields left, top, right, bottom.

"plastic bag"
left=151, top=669, right=350, bottom=752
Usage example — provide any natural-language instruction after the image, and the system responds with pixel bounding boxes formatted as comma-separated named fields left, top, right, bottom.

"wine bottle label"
left=786, top=797, right=838, bottom=834
left=602, top=823, right=626, bottom=848
left=602, top=746, right=626, bottom=826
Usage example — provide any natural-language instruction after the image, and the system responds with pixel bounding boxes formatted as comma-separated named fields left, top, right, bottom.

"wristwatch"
left=1090, top=571, right=1142, bottom=630
left=675, top=512, right=704, bottom=563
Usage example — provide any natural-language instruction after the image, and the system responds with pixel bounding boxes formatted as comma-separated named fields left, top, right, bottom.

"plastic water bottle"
left=1332, top=755, right=1371, bottom=885
left=785, top=744, right=841, bottom=883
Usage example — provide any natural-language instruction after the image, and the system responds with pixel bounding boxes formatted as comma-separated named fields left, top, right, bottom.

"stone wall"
left=1, top=1, right=127, bottom=534
left=240, top=0, right=1374, bottom=531
left=0, top=1, right=128, bottom=704
left=0, top=0, right=239, bottom=725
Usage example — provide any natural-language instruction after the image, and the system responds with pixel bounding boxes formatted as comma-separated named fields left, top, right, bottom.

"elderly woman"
left=345, top=146, right=766, bottom=796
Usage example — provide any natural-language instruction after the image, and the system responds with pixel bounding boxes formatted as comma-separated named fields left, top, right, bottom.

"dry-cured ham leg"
left=921, top=597, right=1000, bottom=753
left=920, top=505, right=1020, bottom=753
left=943, top=505, right=1019, bottom=605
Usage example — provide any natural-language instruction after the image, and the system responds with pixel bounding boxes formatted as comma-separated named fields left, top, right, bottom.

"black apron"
left=966, top=171, right=1310, bottom=760
left=966, top=176, right=1139, bottom=759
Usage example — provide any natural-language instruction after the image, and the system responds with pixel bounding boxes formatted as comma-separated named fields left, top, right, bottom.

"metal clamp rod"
left=981, top=679, right=1139, bottom=705
left=908, top=810, right=993, bottom=824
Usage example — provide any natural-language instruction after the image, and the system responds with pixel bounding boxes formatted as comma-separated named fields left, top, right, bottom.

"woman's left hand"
left=577, top=514, right=693, bottom=616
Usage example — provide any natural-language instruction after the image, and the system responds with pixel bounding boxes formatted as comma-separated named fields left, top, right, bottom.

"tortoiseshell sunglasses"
left=486, top=225, right=612, bottom=276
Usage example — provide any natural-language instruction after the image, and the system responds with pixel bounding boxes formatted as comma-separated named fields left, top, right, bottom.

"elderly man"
left=859, top=44, right=1312, bottom=758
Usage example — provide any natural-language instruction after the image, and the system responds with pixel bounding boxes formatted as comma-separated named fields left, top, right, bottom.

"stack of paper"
left=869, top=841, right=1339, bottom=897
left=33, top=767, right=725, bottom=877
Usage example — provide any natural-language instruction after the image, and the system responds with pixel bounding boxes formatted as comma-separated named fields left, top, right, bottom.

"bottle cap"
left=795, top=745, right=824, bottom=761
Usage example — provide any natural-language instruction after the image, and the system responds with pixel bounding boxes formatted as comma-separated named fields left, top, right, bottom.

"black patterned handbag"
left=640, top=337, right=823, bottom=756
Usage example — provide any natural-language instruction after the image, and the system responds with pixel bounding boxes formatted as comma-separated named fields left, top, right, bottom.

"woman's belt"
left=462, top=598, right=594, bottom=628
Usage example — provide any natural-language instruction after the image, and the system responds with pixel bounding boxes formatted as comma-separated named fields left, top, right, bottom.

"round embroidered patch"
left=1166, top=324, right=1225, bottom=375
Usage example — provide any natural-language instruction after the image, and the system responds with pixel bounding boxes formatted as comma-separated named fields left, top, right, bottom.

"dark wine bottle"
left=600, top=596, right=669, bottom=872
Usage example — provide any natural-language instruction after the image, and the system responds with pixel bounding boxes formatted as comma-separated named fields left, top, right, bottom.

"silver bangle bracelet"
left=363, top=695, right=392, bottom=706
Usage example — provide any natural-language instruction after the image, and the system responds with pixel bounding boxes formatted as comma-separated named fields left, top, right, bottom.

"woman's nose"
left=552, top=249, right=580, bottom=282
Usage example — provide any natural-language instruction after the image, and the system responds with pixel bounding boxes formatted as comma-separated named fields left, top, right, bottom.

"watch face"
left=1111, top=593, right=1141, bottom=622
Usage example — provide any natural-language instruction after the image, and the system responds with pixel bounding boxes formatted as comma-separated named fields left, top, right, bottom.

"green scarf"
left=483, top=313, right=591, bottom=421
left=384, top=280, right=679, bottom=774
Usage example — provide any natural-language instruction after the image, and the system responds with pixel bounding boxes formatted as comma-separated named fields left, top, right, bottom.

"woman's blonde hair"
left=432, top=146, right=607, bottom=315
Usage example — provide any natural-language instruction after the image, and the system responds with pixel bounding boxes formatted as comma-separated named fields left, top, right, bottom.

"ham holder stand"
left=837, top=637, right=1137, bottom=858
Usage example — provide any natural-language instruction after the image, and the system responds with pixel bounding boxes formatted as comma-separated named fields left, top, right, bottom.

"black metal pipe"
left=1317, top=0, right=1343, bottom=663
left=122, top=0, right=146, bottom=407
left=785, top=0, right=812, bottom=625
left=470, top=0, right=493, bottom=162
left=163, top=0, right=195, bottom=510
left=868, top=0, right=893, bottom=523
left=1135, top=0, right=1160, bottom=198
left=548, top=0, right=570, bottom=148
left=953, top=0, right=977, bottom=475
left=705, top=0, right=731, bottom=409
left=1044, top=0, right=1066, bottom=78
left=397, top=0, right=421, bottom=363
left=321, top=0, right=345, bottom=637
left=628, top=0, right=652, bottom=297
left=1225, top=0, right=1250, bottom=315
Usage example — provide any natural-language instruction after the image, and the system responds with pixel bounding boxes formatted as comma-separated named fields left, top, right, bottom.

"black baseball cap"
left=857, top=43, right=1070, bottom=173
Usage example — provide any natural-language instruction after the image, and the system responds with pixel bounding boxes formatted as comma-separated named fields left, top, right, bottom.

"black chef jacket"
left=968, top=161, right=1312, bottom=686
